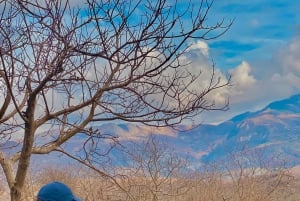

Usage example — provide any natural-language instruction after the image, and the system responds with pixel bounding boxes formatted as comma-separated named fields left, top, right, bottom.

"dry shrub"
left=13, top=143, right=298, bottom=201
left=16, top=162, right=296, bottom=201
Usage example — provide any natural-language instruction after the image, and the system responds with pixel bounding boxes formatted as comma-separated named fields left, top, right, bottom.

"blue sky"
left=192, top=0, right=300, bottom=123
left=210, top=0, right=299, bottom=67
left=28, top=0, right=299, bottom=124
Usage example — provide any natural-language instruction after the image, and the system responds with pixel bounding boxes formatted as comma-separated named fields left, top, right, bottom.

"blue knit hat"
left=37, top=181, right=82, bottom=201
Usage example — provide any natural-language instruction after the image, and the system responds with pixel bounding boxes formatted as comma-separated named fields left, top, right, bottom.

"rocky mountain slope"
left=109, top=94, right=300, bottom=167
left=2, top=94, right=300, bottom=168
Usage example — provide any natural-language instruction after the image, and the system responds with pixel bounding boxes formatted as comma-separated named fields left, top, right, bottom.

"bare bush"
left=16, top=149, right=297, bottom=201
left=117, top=135, right=191, bottom=201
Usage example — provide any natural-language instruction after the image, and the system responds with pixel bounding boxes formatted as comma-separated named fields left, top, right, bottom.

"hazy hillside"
left=116, top=93, right=300, bottom=167
left=200, top=94, right=300, bottom=165
left=2, top=94, right=300, bottom=168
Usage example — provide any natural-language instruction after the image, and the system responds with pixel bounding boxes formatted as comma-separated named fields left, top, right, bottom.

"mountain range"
left=101, top=94, right=300, bottom=168
left=2, top=94, right=300, bottom=168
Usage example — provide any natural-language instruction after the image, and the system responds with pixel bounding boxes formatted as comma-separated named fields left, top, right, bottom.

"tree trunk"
left=9, top=97, right=36, bottom=201
left=10, top=187, right=22, bottom=201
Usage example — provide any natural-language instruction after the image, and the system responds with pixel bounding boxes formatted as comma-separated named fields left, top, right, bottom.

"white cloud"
left=187, top=40, right=209, bottom=56
left=104, top=124, right=177, bottom=141
left=180, top=41, right=230, bottom=106
left=229, top=61, right=257, bottom=95
left=272, top=72, right=300, bottom=89
left=265, top=36, right=300, bottom=93
left=208, top=36, right=300, bottom=124
left=281, top=38, right=300, bottom=75
left=134, top=40, right=230, bottom=112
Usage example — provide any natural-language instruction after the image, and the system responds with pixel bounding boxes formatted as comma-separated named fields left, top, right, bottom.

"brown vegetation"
left=0, top=137, right=298, bottom=201
left=0, top=162, right=297, bottom=201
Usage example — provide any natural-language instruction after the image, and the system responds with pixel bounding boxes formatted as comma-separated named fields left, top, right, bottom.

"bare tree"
left=117, top=135, right=190, bottom=201
left=221, top=146, right=292, bottom=201
left=0, top=0, right=231, bottom=200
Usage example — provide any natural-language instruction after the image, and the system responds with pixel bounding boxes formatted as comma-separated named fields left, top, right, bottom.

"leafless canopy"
left=0, top=0, right=231, bottom=200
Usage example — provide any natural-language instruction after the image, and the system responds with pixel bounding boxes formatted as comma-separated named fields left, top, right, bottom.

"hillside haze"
left=2, top=94, right=300, bottom=168
left=115, top=94, right=300, bottom=166
left=187, top=94, right=300, bottom=165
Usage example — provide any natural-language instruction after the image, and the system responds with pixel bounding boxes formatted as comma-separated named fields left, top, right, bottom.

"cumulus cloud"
left=186, top=42, right=258, bottom=104
left=187, top=40, right=210, bottom=57
left=264, top=36, right=300, bottom=94
left=213, top=35, right=300, bottom=123
left=180, top=41, right=231, bottom=106
left=272, top=72, right=300, bottom=89
left=229, top=61, right=257, bottom=95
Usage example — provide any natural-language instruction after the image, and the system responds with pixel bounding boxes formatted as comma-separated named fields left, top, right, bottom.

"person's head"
left=37, top=181, right=82, bottom=201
